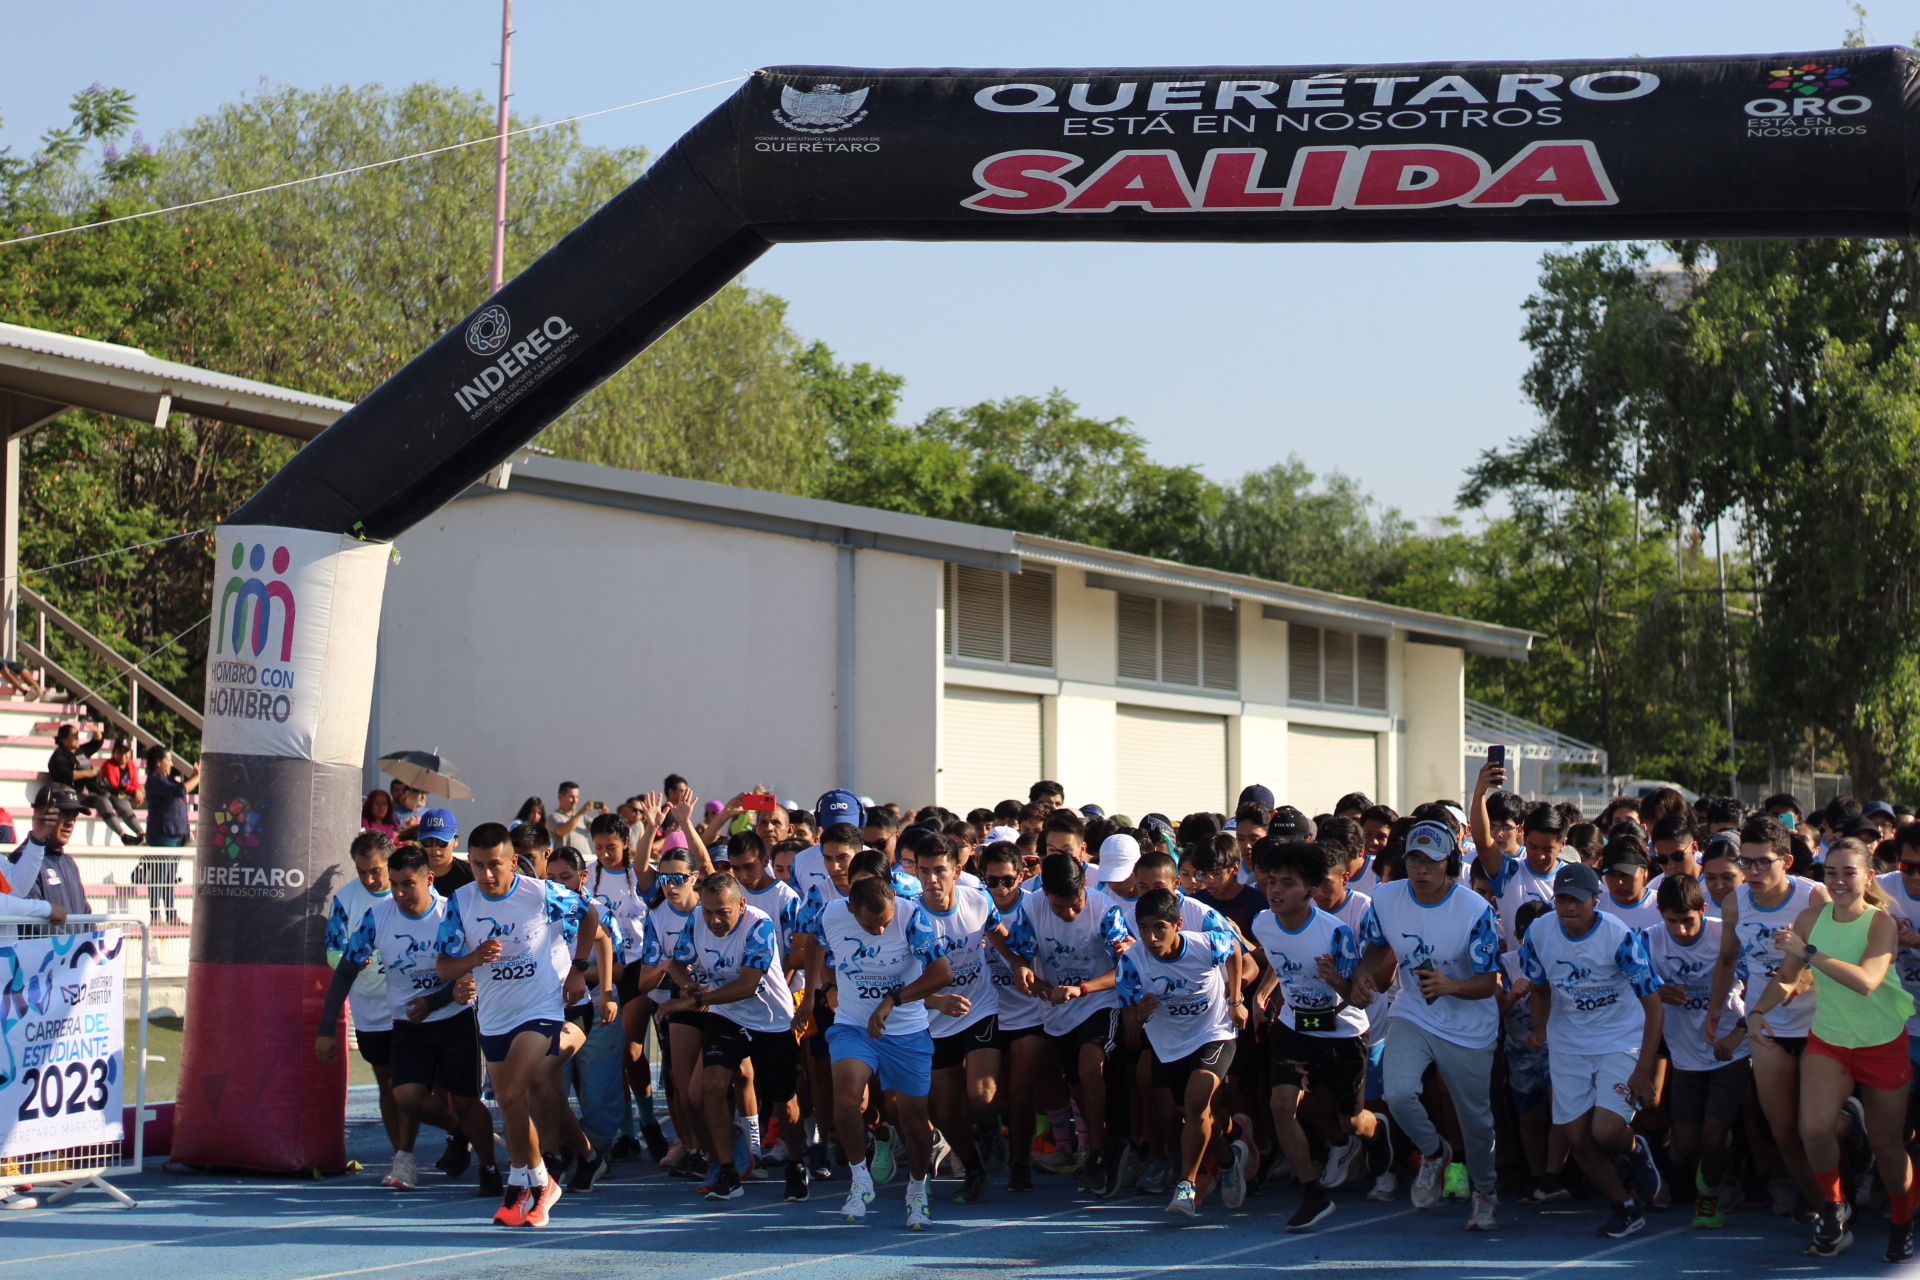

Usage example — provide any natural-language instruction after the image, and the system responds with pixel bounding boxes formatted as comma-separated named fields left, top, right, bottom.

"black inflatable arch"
left=177, top=48, right=1918, bottom=1171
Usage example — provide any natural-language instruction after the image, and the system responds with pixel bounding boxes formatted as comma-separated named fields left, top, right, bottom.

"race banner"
left=0, top=930, right=125, bottom=1156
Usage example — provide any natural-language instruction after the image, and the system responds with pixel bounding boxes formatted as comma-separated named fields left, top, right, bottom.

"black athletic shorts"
left=616, top=960, right=647, bottom=1007
left=1268, top=1024, right=1369, bottom=1117
left=392, top=1009, right=483, bottom=1097
left=1052, top=1008, right=1118, bottom=1086
left=806, top=995, right=837, bottom=1059
left=993, top=1020, right=1046, bottom=1055
left=1153, top=1039, right=1237, bottom=1099
left=355, top=1028, right=392, bottom=1067
left=692, top=1011, right=800, bottom=1106
left=932, top=1016, right=999, bottom=1071
left=565, top=1004, right=594, bottom=1036
left=1669, top=1058, right=1752, bottom=1127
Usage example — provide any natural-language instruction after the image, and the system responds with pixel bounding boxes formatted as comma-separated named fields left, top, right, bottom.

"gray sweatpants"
left=1381, top=1017, right=1497, bottom=1194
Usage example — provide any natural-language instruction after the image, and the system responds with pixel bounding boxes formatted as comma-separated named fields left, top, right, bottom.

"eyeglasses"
left=1735, top=856, right=1781, bottom=870
left=657, top=873, right=690, bottom=887
left=982, top=875, right=1020, bottom=889
left=1899, top=861, right=1920, bottom=875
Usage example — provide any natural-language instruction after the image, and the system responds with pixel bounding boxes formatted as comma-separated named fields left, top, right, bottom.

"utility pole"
left=1717, top=519, right=1737, bottom=797
left=489, top=0, right=514, bottom=295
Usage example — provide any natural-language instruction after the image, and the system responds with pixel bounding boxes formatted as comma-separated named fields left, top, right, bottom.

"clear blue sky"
left=1, top=0, right=1907, bottom=523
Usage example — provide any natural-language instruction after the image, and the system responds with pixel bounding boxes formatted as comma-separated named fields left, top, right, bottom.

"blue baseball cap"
left=814, top=788, right=865, bottom=831
left=416, top=808, right=458, bottom=844
left=1403, top=820, right=1456, bottom=862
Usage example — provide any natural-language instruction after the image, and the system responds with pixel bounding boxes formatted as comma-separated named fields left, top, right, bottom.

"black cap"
left=33, top=783, right=91, bottom=814
left=1237, top=784, right=1276, bottom=813
left=1268, top=805, right=1312, bottom=841
left=1605, top=846, right=1652, bottom=875
left=1554, top=863, right=1602, bottom=902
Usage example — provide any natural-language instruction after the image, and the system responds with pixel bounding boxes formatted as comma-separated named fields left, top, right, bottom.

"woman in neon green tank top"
left=1755, top=838, right=1916, bottom=1262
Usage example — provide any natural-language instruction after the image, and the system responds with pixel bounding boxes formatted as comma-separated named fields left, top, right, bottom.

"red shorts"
left=1806, top=1032, right=1913, bottom=1091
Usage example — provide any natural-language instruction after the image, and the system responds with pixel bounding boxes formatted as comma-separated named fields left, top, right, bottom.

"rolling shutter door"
left=1115, top=705, right=1226, bottom=821
left=940, top=686, right=1042, bottom=812
left=1286, top=724, right=1378, bottom=818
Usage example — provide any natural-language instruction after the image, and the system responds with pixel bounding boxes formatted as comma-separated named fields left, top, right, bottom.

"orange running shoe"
left=523, top=1178, right=564, bottom=1227
left=493, top=1185, right=530, bottom=1227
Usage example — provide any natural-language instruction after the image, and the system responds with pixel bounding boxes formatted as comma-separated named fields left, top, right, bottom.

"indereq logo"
left=452, top=308, right=577, bottom=413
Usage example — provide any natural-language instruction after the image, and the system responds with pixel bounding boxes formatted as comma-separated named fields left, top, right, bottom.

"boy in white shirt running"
left=1519, top=862, right=1665, bottom=1240
left=323, top=831, right=403, bottom=1179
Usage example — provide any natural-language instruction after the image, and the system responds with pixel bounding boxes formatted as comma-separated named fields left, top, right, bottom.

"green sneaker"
left=1443, top=1162, right=1470, bottom=1203
left=1693, top=1194, right=1724, bottom=1229
left=870, top=1126, right=896, bottom=1187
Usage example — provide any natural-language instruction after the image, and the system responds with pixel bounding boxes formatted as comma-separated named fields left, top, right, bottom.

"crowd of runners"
left=317, top=769, right=1920, bottom=1262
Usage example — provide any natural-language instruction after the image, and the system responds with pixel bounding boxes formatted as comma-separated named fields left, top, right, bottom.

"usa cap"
left=416, top=808, right=458, bottom=844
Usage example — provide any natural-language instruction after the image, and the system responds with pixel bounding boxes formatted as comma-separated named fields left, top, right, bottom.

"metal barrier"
left=0, top=914, right=151, bottom=1210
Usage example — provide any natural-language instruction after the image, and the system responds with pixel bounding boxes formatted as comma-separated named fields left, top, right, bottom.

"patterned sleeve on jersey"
left=324, top=895, right=351, bottom=960
left=742, top=916, right=779, bottom=973
left=795, top=887, right=823, bottom=940
left=779, top=895, right=801, bottom=940
left=435, top=892, right=469, bottom=957
left=1198, top=923, right=1237, bottom=968
left=1357, top=904, right=1386, bottom=950
left=1485, top=853, right=1521, bottom=896
left=1615, top=926, right=1662, bottom=998
left=1330, top=922, right=1359, bottom=978
left=1115, top=952, right=1144, bottom=1006
left=1098, top=905, right=1130, bottom=949
left=600, top=910, right=627, bottom=958
left=982, top=895, right=1004, bottom=933
left=1467, top=905, right=1501, bottom=974
left=1518, top=931, right=1545, bottom=985
left=903, top=903, right=944, bottom=962
left=1002, top=904, right=1037, bottom=959
left=341, top=910, right=378, bottom=968
left=543, top=880, right=589, bottom=946
left=670, top=920, right=696, bottom=965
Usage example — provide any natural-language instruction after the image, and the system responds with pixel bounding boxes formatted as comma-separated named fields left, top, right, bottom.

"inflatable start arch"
left=176, top=47, right=1920, bottom=1168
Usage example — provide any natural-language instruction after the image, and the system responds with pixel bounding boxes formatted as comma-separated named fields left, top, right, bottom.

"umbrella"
left=377, top=750, right=473, bottom=801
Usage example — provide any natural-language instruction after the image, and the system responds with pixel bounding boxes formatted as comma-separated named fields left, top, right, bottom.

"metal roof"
left=0, top=321, right=353, bottom=440
left=1464, top=697, right=1607, bottom=768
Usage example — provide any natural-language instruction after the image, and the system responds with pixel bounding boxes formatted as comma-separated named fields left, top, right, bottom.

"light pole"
left=490, top=0, right=514, bottom=294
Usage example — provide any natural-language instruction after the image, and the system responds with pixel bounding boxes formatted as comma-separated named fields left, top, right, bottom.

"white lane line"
left=1097, top=1206, right=1421, bottom=1278
left=697, top=1204, right=1097, bottom=1280
left=0, top=1214, right=356, bottom=1266
left=1510, top=1224, right=1694, bottom=1280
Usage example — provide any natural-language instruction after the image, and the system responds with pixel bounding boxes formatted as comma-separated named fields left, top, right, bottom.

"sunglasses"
left=1899, top=862, right=1920, bottom=875
left=657, top=873, right=690, bottom=887
left=1653, top=850, right=1693, bottom=865
left=982, top=874, right=1020, bottom=890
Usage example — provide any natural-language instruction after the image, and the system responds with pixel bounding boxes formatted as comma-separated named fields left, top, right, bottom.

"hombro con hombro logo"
left=211, top=540, right=297, bottom=724
left=452, top=312, right=577, bottom=412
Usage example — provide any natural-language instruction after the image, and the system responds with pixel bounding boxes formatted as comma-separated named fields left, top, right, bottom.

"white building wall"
left=1402, top=641, right=1467, bottom=806
left=853, top=549, right=940, bottom=809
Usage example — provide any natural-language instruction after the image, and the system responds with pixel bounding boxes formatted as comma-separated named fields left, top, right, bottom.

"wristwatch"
left=1803, top=943, right=1820, bottom=960
left=571, top=957, right=590, bottom=973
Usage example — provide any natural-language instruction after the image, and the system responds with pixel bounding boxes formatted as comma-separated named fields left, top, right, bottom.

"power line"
left=3, top=528, right=208, bottom=582
left=0, top=75, right=747, bottom=250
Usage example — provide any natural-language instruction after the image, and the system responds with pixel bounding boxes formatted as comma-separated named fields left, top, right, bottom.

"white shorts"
left=1549, top=1049, right=1640, bottom=1125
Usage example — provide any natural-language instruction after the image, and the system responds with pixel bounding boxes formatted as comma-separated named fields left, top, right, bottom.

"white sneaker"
left=1321, top=1135, right=1364, bottom=1190
left=929, top=1129, right=953, bottom=1180
left=1367, top=1171, right=1398, bottom=1203
left=843, top=1173, right=876, bottom=1222
left=1221, top=1139, right=1250, bottom=1210
left=1466, top=1190, right=1498, bottom=1231
left=905, top=1182, right=933, bottom=1231
left=1411, top=1140, right=1451, bottom=1210
left=1166, top=1179, right=1199, bottom=1219
left=383, top=1150, right=417, bottom=1191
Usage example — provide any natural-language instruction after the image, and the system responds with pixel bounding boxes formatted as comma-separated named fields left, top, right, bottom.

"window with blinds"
left=1288, top=623, right=1388, bottom=711
left=943, top=563, right=1055, bottom=670
left=1115, top=593, right=1238, bottom=693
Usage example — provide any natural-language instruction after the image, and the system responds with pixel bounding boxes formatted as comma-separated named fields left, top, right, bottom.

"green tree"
left=1213, top=458, right=1412, bottom=595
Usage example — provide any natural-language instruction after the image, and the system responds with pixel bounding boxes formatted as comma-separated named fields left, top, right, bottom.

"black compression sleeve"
left=317, top=957, right=365, bottom=1034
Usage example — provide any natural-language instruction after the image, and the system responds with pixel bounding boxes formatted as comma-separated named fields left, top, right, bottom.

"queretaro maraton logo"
left=465, top=303, right=511, bottom=356
left=774, top=83, right=870, bottom=133
left=1766, top=63, right=1851, bottom=94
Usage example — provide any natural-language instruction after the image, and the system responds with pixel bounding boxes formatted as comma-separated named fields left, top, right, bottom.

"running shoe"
left=1008, top=1163, right=1035, bottom=1193
left=1366, top=1171, right=1398, bottom=1203
left=1887, top=1219, right=1915, bottom=1264
left=1166, top=1179, right=1198, bottom=1220
left=929, top=1128, right=954, bottom=1180
left=1221, top=1140, right=1249, bottom=1210
left=954, top=1165, right=989, bottom=1205
left=1081, top=1149, right=1108, bottom=1197
left=679, top=1154, right=710, bottom=1183
left=1411, top=1139, right=1452, bottom=1210
left=732, top=1130, right=755, bottom=1182
left=1116, top=1143, right=1145, bottom=1194
left=785, top=1160, right=811, bottom=1203
left=660, top=1140, right=690, bottom=1173
left=523, top=1179, right=562, bottom=1228
left=1626, top=1136, right=1665, bottom=1209
left=1230, top=1115, right=1261, bottom=1183
left=569, top=1149, right=610, bottom=1194
left=905, top=1182, right=933, bottom=1231
left=609, top=1133, right=643, bottom=1163
left=1808, top=1200, right=1852, bottom=1257
left=1443, top=1161, right=1470, bottom=1203
left=1717, top=1179, right=1744, bottom=1215
left=436, top=1134, right=472, bottom=1178
left=1137, top=1157, right=1173, bottom=1195
left=1286, top=1184, right=1334, bottom=1233
left=545, top=1147, right=575, bottom=1185
left=1598, top=1200, right=1645, bottom=1239
left=1364, top=1111, right=1395, bottom=1180
left=704, top=1164, right=745, bottom=1202
left=806, top=1142, right=835, bottom=1181
left=476, top=1165, right=504, bottom=1199
left=1768, top=1176, right=1797, bottom=1217
left=1841, top=1097, right=1874, bottom=1175
left=981, top=1124, right=1010, bottom=1177
left=1692, top=1195, right=1723, bottom=1229
left=1465, top=1191, right=1498, bottom=1232
left=1034, top=1146, right=1083, bottom=1176
left=493, top=1184, right=530, bottom=1227
left=843, top=1173, right=876, bottom=1222
left=641, top=1122, right=670, bottom=1163
left=871, top=1126, right=898, bottom=1187
left=383, top=1150, right=418, bottom=1191
left=1321, top=1136, right=1364, bottom=1190
left=1522, top=1177, right=1571, bottom=1204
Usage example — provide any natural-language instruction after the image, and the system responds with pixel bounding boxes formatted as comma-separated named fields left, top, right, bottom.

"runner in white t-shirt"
left=1597, top=841, right=1663, bottom=932
left=977, top=840, right=1047, bottom=1192
left=324, top=832, right=402, bottom=1175
left=790, top=826, right=861, bottom=1182
left=1519, top=861, right=1665, bottom=1240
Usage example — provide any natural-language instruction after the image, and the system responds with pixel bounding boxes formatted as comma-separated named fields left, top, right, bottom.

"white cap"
left=986, top=825, right=1021, bottom=846
left=1096, top=833, right=1141, bottom=883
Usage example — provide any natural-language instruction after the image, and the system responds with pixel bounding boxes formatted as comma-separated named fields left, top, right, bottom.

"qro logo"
left=218, top=542, right=295, bottom=661
left=1746, top=62, right=1871, bottom=122
left=1767, top=63, right=1851, bottom=94
left=465, top=303, right=511, bottom=356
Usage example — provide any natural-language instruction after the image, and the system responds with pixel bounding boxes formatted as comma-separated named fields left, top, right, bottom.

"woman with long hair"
left=513, top=796, right=547, bottom=828
left=361, top=788, right=399, bottom=837
left=1751, top=837, right=1916, bottom=1261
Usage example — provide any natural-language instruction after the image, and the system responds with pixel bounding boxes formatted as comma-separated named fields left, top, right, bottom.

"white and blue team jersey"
left=1350, top=858, right=1380, bottom=895
left=816, top=898, right=945, bottom=1036
left=1358, top=880, right=1503, bottom=1050
left=670, top=903, right=794, bottom=1032
left=1597, top=885, right=1663, bottom=932
left=790, top=845, right=835, bottom=920
left=920, top=886, right=1003, bottom=1038
left=436, top=875, right=590, bottom=1036
left=985, top=895, right=1047, bottom=1032
left=646, top=899, right=698, bottom=1003
left=1117, top=926, right=1239, bottom=1060
left=587, top=864, right=649, bottom=938
left=1644, top=918, right=1747, bottom=1073
left=1250, top=905, right=1367, bottom=1039
left=1322, top=888, right=1389, bottom=1041
left=1518, top=912, right=1661, bottom=1057
left=890, top=864, right=924, bottom=900
left=1004, top=891, right=1131, bottom=1035
left=1486, top=853, right=1559, bottom=946
left=1498, top=951, right=1536, bottom=1052
left=341, top=892, right=462, bottom=1026
left=1112, top=888, right=1232, bottom=942
left=1876, top=870, right=1920, bottom=1036
left=796, top=879, right=848, bottom=943
left=742, top=878, right=804, bottom=957
left=326, top=880, right=392, bottom=1033
left=607, top=903, right=662, bottom=969
left=1730, top=876, right=1821, bottom=1039
left=1647, top=872, right=1721, bottom=920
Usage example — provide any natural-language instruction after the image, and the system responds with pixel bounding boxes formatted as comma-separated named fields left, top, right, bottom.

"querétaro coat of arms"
left=774, top=83, right=870, bottom=133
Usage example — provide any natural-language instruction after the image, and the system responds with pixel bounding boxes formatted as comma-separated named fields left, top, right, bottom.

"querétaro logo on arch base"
left=962, top=140, right=1616, bottom=215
